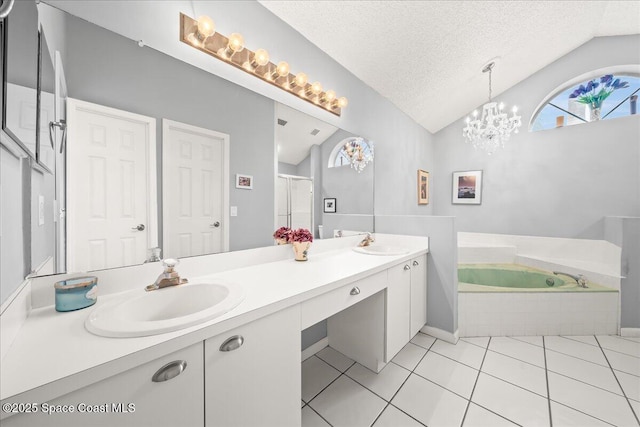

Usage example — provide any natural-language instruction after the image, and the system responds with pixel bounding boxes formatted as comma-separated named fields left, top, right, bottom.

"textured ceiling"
left=259, top=1, right=640, bottom=133
left=276, top=103, right=338, bottom=165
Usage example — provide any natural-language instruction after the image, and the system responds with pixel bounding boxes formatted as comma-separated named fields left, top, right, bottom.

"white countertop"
left=0, top=235, right=428, bottom=405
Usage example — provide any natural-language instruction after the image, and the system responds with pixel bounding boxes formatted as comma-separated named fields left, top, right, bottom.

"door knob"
left=211, top=221, right=221, bottom=228
left=132, top=224, right=145, bottom=231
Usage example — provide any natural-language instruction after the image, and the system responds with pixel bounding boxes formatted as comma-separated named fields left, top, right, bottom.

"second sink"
left=353, top=246, right=410, bottom=256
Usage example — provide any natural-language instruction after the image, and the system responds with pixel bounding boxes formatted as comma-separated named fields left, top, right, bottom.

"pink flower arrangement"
left=273, top=226, right=292, bottom=241
left=289, top=228, right=313, bottom=243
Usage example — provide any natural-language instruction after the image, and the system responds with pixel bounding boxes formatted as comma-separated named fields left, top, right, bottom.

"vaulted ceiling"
left=259, top=1, right=640, bottom=133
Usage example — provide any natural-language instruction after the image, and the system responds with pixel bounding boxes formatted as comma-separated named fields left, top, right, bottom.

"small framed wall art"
left=323, top=198, right=337, bottom=213
left=417, top=169, right=429, bottom=205
left=452, top=170, right=483, bottom=204
left=235, top=174, right=253, bottom=189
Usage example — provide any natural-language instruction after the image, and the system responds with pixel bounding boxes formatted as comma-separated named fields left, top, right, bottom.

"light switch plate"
left=38, top=195, right=45, bottom=226
left=230, top=206, right=238, bottom=217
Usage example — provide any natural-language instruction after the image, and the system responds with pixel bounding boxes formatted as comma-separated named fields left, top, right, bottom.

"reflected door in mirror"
left=67, top=99, right=157, bottom=272
left=162, top=120, right=229, bottom=259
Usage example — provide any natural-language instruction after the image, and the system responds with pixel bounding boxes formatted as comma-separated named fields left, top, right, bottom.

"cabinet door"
left=205, top=305, right=301, bottom=427
left=410, top=255, right=428, bottom=336
left=2, top=343, right=204, bottom=427
left=386, top=262, right=411, bottom=361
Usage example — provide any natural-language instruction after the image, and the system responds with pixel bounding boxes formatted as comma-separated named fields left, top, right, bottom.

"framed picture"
left=452, top=170, right=483, bottom=204
left=235, top=174, right=253, bottom=189
left=323, top=198, right=337, bottom=213
left=417, top=169, right=429, bottom=205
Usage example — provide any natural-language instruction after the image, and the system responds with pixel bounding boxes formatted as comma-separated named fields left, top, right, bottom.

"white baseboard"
left=621, top=328, right=640, bottom=337
left=301, top=337, right=329, bottom=361
left=421, top=325, right=459, bottom=344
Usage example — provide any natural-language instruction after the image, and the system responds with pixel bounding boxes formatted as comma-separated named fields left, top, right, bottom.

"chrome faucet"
left=553, top=271, right=588, bottom=288
left=358, top=232, right=375, bottom=247
left=145, top=258, right=188, bottom=291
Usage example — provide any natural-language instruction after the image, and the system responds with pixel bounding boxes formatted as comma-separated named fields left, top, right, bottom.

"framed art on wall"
left=235, top=174, right=253, bottom=189
left=417, top=169, right=429, bottom=205
left=323, top=198, right=337, bottom=213
left=452, top=170, right=483, bottom=204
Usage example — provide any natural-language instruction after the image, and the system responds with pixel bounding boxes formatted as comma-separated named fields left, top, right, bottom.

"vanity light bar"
left=179, top=13, right=347, bottom=116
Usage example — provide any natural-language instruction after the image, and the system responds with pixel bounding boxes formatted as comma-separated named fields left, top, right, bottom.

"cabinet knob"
left=413, top=260, right=419, bottom=266
left=350, top=286, right=360, bottom=295
left=152, top=360, right=187, bottom=382
left=404, top=265, right=411, bottom=271
left=219, top=335, right=244, bottom=352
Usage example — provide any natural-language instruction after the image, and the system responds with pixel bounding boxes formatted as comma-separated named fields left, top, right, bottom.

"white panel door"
left=67, top=99, right=157, bottom=272
left=290, top=177, right=313, bottom=230
left=163, top=119, right=229, bottom=259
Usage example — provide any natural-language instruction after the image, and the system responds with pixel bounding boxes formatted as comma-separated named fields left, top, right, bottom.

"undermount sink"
left=85, top=282, right=244, bottom=338
left=353, top=246, right=410, bottom=256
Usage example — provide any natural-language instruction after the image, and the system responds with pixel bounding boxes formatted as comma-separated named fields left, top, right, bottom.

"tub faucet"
left=553, top=271, right=588, bottom=288
left=145, top=258, right=188, bottom=291
left=358, top=232, right=375, bottom=247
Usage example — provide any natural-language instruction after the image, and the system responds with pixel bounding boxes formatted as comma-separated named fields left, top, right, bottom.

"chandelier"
left=463, top=61, right=521, bottom=154
left=343, top=137, right=374, bottom=173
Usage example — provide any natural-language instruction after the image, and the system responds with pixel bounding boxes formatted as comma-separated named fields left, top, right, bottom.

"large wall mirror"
left=13, top=2, right=375, bottom=286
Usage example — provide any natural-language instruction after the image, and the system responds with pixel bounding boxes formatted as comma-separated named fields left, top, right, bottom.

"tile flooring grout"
left=302, top=334, right=640, bottom=427
left=595, top=335, right=640, bottom=425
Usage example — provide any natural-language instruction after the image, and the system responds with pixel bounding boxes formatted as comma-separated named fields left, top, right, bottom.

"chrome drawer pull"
left=219, top=335, right=244, bottom=352
left=413, top=260, right=419, bottom=266
left=350, top=287, right=360, bottom=295
left=404, top=265, right=411, bottom=271
left=152, top=360, right=187, bottom=382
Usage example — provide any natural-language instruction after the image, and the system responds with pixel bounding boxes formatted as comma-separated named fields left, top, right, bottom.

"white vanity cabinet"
left=2, top=343, right=204, bottom=427
left=386, top=255, right=428, bottom=360
left=409, top=255, right=428, bottom=336
left=204, top=305, right=301, bottom=427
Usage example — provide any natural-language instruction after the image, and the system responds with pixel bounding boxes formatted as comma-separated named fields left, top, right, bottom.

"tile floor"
left=301, top=334, right=640, bottom=426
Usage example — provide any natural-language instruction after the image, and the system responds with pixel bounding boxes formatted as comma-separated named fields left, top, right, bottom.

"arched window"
left=530, top=66, right=639, bottom=132
left=327, top=137, right=374, bottom=171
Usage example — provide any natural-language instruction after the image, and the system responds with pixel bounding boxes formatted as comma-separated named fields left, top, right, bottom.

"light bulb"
left=196, top=15, right=215, bottom=38
left=276, top=61, right=290, bottom=77
left=253, top=49, right=270, bottom=66
left=227, top=33, right=244, bottom=53
left=292, top=72, right=308, bottom=88
left=310, top=81, right=323, bottom=95
left=337, top=97, right=348, bottom=108
left=187, top=32, right=202, bottom=47
left=324, top=90, right=336, bottom=102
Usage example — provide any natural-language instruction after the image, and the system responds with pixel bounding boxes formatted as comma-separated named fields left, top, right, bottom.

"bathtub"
left=458, top=264, right=619, bottom=337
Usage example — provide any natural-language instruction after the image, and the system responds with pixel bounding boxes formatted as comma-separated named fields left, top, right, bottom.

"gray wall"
left=0, top=142, right=28, bottom=304
left=63, top=13, right=275, bottom=253
left=605, top=217, right=640, bottom=328
left=432, top=35, right=640, bottom=240
left=277, top=162, right=298, bottom=176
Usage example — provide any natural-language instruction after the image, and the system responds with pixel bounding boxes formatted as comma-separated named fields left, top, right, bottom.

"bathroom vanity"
left=0, top=234, right=428, bottom=426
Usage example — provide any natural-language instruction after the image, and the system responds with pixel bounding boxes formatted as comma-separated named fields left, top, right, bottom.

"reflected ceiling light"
left=343, top=137, right=374, bottom=173
left=179, top=13, right=347, bottom=116
left=463, top=61, right=522, bottom=155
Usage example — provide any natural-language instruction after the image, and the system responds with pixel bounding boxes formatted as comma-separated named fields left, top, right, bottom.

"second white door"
left=162, top=119, right=229, bottom=258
